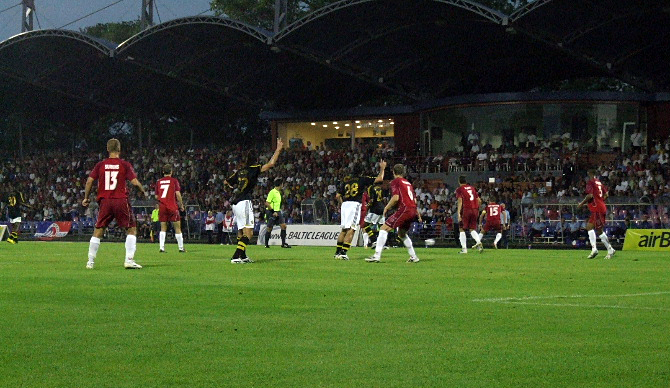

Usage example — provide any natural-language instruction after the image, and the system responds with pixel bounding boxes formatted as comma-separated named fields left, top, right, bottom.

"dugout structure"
left=300, top=199, right=329, bottom=225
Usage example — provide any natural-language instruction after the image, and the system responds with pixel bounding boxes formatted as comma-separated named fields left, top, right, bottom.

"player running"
left=478, top=197, right=503, bottom=249
left=225, top=138, right=284, bottom=264
left=82, top=138, right=148, bottom=269
left=362, top=183, right=386, bottom=248
left=156, top=164, right=186, bottom=253
left=456, top=175, right=483, bottom=253
left=578, top=169, right=615, bottom=259
left=366, top=163, right=420, bottom=263
left=3, top=183, right=31, bottom=244
left=334, top=160, right=386, bottom=260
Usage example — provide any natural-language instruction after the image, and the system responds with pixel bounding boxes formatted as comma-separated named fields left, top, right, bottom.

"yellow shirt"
left=266, top=188, right=282, bottom=211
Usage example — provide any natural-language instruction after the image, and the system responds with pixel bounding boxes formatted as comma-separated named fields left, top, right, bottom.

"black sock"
left=336, top=244, right=343, bottom=255
left=265, top=231, right=271, bottom=246
left=342, top=242, right=351, bottom=254
left=234, top=236, right=249, bottom=259
left=280, top=229, right=287, bottom=244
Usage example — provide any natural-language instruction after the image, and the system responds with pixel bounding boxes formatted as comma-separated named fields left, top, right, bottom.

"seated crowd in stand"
left=1, top=133, right=668, bottom=244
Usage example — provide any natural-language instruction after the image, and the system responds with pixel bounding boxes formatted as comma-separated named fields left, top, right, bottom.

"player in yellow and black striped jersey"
left=334, top=160, right=387, bottom=259
left=362, top=183, right=387, bottom=248
left=3, top=186, right=31, bottom=244
left=224, top=138, right=284, bottom=263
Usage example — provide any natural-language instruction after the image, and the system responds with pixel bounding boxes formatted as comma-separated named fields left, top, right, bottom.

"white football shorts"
left=232, top=200, right=254, bottom=230
left=340, top=201, right=361, bottom=229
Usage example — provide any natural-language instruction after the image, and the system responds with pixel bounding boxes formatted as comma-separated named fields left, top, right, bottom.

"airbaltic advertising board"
left=623, top=229, right=670, bottom=251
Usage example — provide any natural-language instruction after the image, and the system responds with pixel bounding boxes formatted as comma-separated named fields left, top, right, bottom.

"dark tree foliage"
left=81, top=20, right=142, bottom=44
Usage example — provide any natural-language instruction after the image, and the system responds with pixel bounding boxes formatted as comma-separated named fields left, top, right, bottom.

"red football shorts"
left=483, top=221, right=502, bottom=233
left=159, top=205, right=181, bottom=223
left=588, top=212, right=606, bottom=230
left=385, top=207, right=417, bottom=230
left=95, top=198, right=136, bottom=229
left=460, top=208, right=479, bottom=231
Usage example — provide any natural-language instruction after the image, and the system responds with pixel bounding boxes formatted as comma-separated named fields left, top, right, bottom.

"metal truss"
left=117, top=16, right=272, bottom=53
left=509, top=0, right=553, bottom=22
left=276, top=0, right=504, bottom=42
left=278, top=42, right=418, bottom=100
left=0, top=29, right=114, bottom=57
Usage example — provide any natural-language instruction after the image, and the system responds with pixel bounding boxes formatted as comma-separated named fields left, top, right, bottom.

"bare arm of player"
left=335, top=193, right=343, bottom=206
left=373, top=160, right=387, bottom=183
left=176, top=191, right=184, bottom=211
left=261, top=138, right=284, bottom=172
left=130, top=178, right=148, bottom=198
left=82, top=177, right=95, bottom=207
left=383, top=194, right=399, bottom=217
left=578, top=194, right=593, bottom=208
left=457, top=197, right=463, bottom=218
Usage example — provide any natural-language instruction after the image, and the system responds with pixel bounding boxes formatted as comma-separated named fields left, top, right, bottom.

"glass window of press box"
left=422, top=102, right=641, bottom=155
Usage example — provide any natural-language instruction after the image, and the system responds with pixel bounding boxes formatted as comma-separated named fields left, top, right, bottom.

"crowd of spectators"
left=1, top=132, right=668, bottom=242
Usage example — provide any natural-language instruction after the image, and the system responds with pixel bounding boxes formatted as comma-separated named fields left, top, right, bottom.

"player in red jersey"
left=366, top=164, right=421, bottom=263
left=82, top=138, right=147, bottom=269
left=455, top=175, right=483, bottom=253
left=478, top=197, right=503, bottom=249
left=156, top=164, right=185, bottom=253
left=578, top=169, right=615, bottom=259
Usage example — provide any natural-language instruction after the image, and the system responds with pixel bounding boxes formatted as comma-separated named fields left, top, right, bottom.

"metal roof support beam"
left=273, top=0, right=288, bottom=35
left=140, top=0, right=154, bottom=30
left=21, top=0, right=35, bottom=33
left=276, top=0, right=503, bottom=41
left=278, top=42, right=418, bottom=100
left=509, top=0, right=553, bottom=22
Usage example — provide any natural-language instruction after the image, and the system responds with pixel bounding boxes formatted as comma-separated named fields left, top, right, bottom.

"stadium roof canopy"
left=0, top=0, right=669, bottom=123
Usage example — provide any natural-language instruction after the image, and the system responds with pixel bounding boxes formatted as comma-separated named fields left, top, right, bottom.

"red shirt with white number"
left=89, top=158, right=137, bottom=200
left=456, top=184, right=479, bottom=209
left=156, top=176, right=181, bottom=211
left=390, top=177, right=417, bottom=210
left=585, top=178, right=607, bottom=213
left=485, top=203, right=502, bottom=224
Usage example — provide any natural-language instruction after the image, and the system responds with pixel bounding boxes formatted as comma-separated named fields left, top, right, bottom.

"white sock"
left=459, top=231, right=467, bottom=250
left=125, top=235, right=137, bottom=261
left=88, top=237, right=100, bottom=262
left=588, top=229, right=597, bottom=250
left=375, top=230, right=388, bottom=257
left=494, top=233, right=502, bottom=246
left=478, top=232, right=484, bottom=241
left=402, top=235, right=416, bottom=257
left=159, top=231, right=166, bottom=250
left=175, top=233, right=184, bottom=250
left=471, top=230, right=482, bottom=244
left=363, top=233, right=369, bottom=247
left=599, top=232, right=612, bottom=251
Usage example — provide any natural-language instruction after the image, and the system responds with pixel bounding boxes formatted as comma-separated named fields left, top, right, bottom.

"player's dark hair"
left=392, top=164, right=405, bottom=177
left=242, top=150, right=257, bottom=166
left=587, top=169, right=597, bottom=177
left=163, top=164, right=173, bottom=175
left=274, top=177, right=283, bottom=187
left=458, top=175, right=467, bottom=184
left=107, top=138, right=121, bottom=153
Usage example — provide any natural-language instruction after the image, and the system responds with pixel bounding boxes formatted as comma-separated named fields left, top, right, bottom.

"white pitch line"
left=499, top=301, right=670, bottom=312
left=472, top=291, right=670, bottom=303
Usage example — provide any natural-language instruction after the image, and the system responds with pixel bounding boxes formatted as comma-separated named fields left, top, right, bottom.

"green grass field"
left=1, top=242, right=668, bottom=388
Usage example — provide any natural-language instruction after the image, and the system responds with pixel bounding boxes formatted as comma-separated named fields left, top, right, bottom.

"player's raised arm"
left=261, top=138, right=284, bottom=173
left=373, top=160, right=387, bottom=183
left=130, top=178, right=148, bottom=198
left=82, top=177, right=95, bottom=207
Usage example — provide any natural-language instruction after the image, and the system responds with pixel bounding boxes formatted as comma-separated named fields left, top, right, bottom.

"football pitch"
left=1, top=242, right=668, bottom=388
